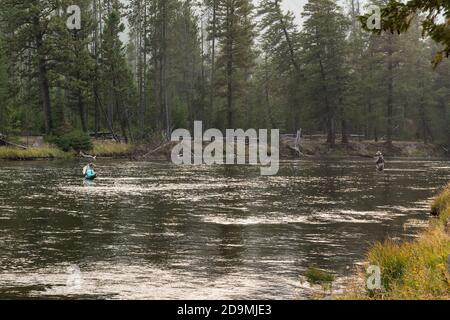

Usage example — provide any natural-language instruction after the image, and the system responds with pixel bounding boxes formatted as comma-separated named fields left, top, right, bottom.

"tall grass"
left=0, top=146, right=69, bottom=160
left=92, top=141, right=133, bottom=157
left=0, top=141, right=134, bottom=160
left=341, top=184, right=450, bottom=300
left=431, top=186, right=450, bottom=223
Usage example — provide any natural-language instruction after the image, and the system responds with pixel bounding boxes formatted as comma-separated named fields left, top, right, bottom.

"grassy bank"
left=92, top=141, right=133, bottom=157
left=342, top=185, right=450, bottom=300
left=0, top=141, right=134, bottom=160
left=0, top=146, right=70, bottom=160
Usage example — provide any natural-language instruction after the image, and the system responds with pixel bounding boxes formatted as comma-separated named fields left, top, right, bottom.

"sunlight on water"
left=0, top=158, right=449, bottom=299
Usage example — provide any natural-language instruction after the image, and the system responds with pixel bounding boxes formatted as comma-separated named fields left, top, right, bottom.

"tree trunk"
left=94, top=84, right=100, bottom=136
left=264, top=55, right=274, bottom=128
left=78, top=89, right=87, bottom=132
left=317, top=51, right=334, bottom=146
left=158, top=0, right=170, bottom=137
left=274, top=0, right=300, bottom=75
left=226, top=4, right=234, bottom=129
left=327, top=116, right=335, bottom=147
left=226, top=60, right=233, bottom=129
left=210, top=0, right=217, bottom=128
left=33, top=15, right=53, bottom=135
left=341, top=119, right=349, bottom=144
left=93, top=0, right=100, bottom=137
left=137, top=0, right=146, bottom=136
left=386, top=35, right=394, bottom=146
left=142, top=2, right=148, bottom=135
left=366, top=50, right=374, bottom=141
left=418, top=99, right=433, bottom=144
left=37, top=57, right=52, bottom=135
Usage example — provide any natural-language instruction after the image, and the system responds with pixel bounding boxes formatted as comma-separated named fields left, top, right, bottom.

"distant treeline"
left=0, top=0, right=449, bottom=147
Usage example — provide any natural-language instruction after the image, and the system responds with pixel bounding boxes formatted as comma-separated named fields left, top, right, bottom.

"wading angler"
left=171, top=121, right=279, bottom=176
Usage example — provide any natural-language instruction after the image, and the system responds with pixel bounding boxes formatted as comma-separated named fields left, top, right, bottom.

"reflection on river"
left=0, top=158, right=449, bottom=299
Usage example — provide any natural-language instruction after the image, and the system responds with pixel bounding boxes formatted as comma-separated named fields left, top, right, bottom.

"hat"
left=376, top=151, right=383, bottom=156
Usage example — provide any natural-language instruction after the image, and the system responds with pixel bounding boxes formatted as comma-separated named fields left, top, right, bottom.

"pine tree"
left=258, top=0, right=301, bottom=75
left=395, top=17, right=435, bottom=143
left=0, top=0, right=58, bottom=134
left=0, top=37, right=8, bottom=134
left=301, top=0, right=349, bottom=146
left=432, top=54, right=450, bottom=148
left=257, top=0, right=303, bottom=132
left=100, top=0, right=136, bottom=142
left=128, top=0, right=149, bottom=136
left=214, top=0, right=256, bottom=129
left=52, top=0, right=96, bottom=133
left=204, top=0, right=219, bottom=128
left=361, top=0, right=450, bottom=66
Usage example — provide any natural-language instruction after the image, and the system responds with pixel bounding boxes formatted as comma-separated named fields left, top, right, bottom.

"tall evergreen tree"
left=214, top=0, right=256, bottom=129
left=0, top=37, right=8, bottom=134
left=301, top=0, right=349, bottom=146
left=258, top=0, right=303, bottom=131
left=52, top=0, right=96, bottom=133
left=0, top=0, right=59, bottom=134
left=100, top=0, right=136, bottom=142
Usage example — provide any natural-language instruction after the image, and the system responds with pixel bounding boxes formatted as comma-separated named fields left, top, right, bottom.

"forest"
left=0, top=0, right=449, bottom=148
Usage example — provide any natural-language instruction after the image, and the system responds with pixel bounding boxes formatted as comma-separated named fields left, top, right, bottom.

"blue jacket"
left=85, top=168, right=96, bottom=178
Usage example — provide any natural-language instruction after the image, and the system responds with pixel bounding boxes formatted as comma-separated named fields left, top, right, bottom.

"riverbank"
left=136, top=138, right=449, bottom=162
left=0, top=141, right=134, bottom=160
left=280, top=138, right=448, bottom=159
left=340, top=185, right=450, bottom=300
left=0, top=137, right=448, bottom=161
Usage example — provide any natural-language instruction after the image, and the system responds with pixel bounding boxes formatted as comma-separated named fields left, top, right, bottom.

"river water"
left=0, top=158, right=449, bottom=299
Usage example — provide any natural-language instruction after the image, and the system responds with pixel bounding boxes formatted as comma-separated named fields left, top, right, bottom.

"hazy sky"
left=282, top=0, right=307, bottom=20
left=281, top=0, right=358, bottom=24
left=121, top=0, right=358, bottom=42
left=121, top=0, right=310, bottom=41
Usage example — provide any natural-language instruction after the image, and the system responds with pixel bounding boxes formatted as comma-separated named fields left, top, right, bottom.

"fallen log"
left=142, top=141, right=173, bottom=158
left=0, top=138, right=28, bottom=150
left=288, top=144, right=305, bottom=157
left=79, top=151, right=97, bottom=160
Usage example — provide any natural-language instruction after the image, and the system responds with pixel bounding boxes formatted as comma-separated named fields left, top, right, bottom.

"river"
left=0, top=158, right=449, bottom=299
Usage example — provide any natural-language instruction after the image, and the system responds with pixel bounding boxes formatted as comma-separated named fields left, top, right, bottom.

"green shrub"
left=305, top=266, right=335, bottom=286
left=55, top=130, right=93, bottom=152
left=431, top=185, right=450, bottom=217
left=367, top=242, right=408, bottom=292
